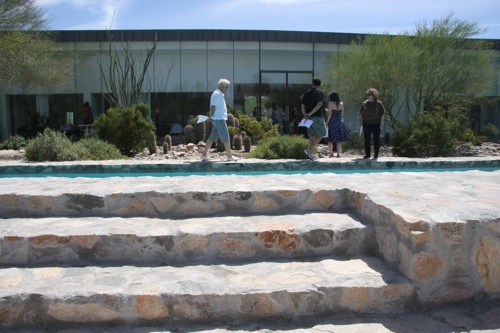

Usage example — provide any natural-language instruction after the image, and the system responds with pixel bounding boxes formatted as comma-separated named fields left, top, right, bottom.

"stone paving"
left=0, top=156, right=499, bottom=332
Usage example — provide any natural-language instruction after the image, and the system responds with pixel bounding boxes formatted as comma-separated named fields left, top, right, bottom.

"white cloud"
left=36, top=0, right=131, bottom=30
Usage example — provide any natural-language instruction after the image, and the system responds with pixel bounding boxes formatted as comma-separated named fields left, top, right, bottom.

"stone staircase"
left=0, top=171, right=498, bottom=331
left=0, top=184, right=419, bottom=331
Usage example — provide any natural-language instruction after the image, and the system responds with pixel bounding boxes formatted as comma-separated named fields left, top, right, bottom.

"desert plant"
left=146, top=130, right=157, bottom=154
left=93, top=104, right=155, bottom=156
left=73, top=137, right=127, bottom=160
left=233, top=134, right=242, bottom=150
left=393, top=111, right=459, bottom=157
left=480, top=123, right=499, bottom=141
left=343, top=131, right=364, bottom=150
left=243, top=135, right=252, bottom=153
left=0, top=135, right=27, bottom=150
left=184, top=124, right=194, bottom=144
left=163, top=134, right=172, bottom=152
left=227, top=113, right=235, bottom=127
left=247, top=135, right=309, bottom=159
left=25, top=128, right=77, bottom=161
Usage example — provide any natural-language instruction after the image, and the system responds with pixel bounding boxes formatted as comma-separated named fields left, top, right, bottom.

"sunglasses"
left=366, top=93, right=372, bottom=96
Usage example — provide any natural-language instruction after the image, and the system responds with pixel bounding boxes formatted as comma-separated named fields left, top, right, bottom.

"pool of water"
left=1, top=166, right=498, bottom=178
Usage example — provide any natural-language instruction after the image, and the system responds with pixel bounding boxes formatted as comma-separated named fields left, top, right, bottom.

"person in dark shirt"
left=301, top=78, right=326, bottom=160
left=359, top=88, right=386, bottom=160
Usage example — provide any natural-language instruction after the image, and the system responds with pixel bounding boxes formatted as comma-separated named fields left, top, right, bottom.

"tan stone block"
left=123, top=197, right=149, bottom=215
left=308, top=190, right=336, bottom=210
left=47, top=303, right=120, bottom=322
left=150, top=196, right=178, bottom=213
left=240, top=294, right=283, bottom=316
left=410, top=252, right=445, bottom=281
left=135, top=295, right=169, bottom=320
left=72, top=235, right=101, bottom=249
left=0, top=301, right=24, bottom=326
left=28, top=196, right=53, bottom=209
left=218, top=239, right=256, bottom=258
left=340, top=288, right=370, bottom=312
left=434, top=288, right=474, bottom=303
left=411, top=230, right=432, bottom=243
left=252, top=194, right=278, bottom=211
left=377, top=229, right=398, bottom=262
left=439, top=223, right=465, bottom=245
left=474, top=235, right=500, bottom=291
left=0, top=194, right=18, bottom=205
left=31, top=235, right=70, bottom=247
left=178, top=235, right=209, bottom=252
left=259, top=229, right=300, bottom=250
left=276, top=190, right=298, bottom=198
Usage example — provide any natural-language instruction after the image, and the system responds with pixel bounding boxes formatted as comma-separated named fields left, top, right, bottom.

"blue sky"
left=35, top=0, right=500, bottom=39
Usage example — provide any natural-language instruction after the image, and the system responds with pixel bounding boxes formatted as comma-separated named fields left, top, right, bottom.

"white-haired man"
left=201, top=78, right=240, bottom=161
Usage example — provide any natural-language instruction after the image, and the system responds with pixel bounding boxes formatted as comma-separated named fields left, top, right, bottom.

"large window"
left=151, top=92, right=211, bottom=136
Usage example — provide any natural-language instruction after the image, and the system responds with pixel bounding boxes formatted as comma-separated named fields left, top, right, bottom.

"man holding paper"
left=200, top=79, right=240, bottom=162
left=301, top=77, right=326, bottom=160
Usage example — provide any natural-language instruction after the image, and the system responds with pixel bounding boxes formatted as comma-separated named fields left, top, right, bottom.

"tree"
left=97, top=31, right=157, bottom=108
left=0, top=0, right=46, bottom=30
left=0, top=0, right=73, bottom=90
left=324, top=13, right=495, bottom=130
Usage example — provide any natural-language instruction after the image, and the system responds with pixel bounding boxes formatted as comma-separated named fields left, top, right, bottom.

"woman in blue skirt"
left=326, top=91, right=349, bottom=158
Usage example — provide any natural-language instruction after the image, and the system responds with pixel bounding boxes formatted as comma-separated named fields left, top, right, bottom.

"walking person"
left=326, top=91, right=349, bottom=158
left=301, top=78, right=326, bottom=160
left=201, top=79, right=240, bottom=161
left=359, top=88, right=386, bottom=160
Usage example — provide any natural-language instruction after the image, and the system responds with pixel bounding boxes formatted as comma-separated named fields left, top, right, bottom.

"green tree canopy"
left=324, top=13, right=495, bottom=129
left=0, top=0, right=72, bottom=90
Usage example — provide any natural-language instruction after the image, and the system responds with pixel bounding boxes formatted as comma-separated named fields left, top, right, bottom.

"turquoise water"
left=1, top=166, right=498, bottom=178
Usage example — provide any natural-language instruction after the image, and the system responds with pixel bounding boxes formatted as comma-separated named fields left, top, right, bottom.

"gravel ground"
left=1, top=141, right=499, bottom=162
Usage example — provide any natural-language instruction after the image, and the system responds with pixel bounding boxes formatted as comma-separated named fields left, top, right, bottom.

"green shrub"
left=0, top=135, right=27, bottom=150
left=393, top=111, right=458, bottom=157
left=461, top=128, right=486, bottom=146
left=480, top=123, right=499, bottom=140
left=247, top=135, right=309, bottom=159
left=25, top=128, right=78, bottom=161
left=73, top=137, right=127, bottom=160
left=343, top=131, right=364, bottom=150
left=93, top=104, right=156, bottom=156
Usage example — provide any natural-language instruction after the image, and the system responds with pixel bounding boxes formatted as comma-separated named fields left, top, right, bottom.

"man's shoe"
left=201, top=155, right=209, bottom=161
left=304, top=149, right=314, bottom=160
left=227, top=155, right=240, bottom=161
left=363, top=155, right=370, bottom=159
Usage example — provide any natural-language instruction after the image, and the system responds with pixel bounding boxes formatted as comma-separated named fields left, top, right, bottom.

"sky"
left=35, top=0, right=500, bottom=39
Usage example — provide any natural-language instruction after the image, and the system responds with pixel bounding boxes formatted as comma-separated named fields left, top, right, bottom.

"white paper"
left=298, top=118, right=313, bottom=128
left=197, top=115, right=209, bottom=123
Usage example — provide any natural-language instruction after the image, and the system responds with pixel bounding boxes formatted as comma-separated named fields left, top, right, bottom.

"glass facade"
left=1, top=29, right=499, bottom=140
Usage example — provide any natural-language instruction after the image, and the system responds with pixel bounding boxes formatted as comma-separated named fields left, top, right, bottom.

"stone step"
left=0, top=213, right=374, bottom=267
left=0, top=256, right=415, bottom=328
left=0, top=187, right=350, bottom=219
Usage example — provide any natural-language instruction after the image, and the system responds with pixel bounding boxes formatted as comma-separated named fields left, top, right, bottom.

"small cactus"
left=243, top=136, right=251, bottom=153
left=233, top=135, right=242, bottom=151
left=162, top=142, right=169, bottom=153
left=234, top=117, right=240, bottom=131
left=163, top=134, right=172, bottom=152
left=227, top=114, right=235, bottom=127
left=147, top=131, right=157, bottom=154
